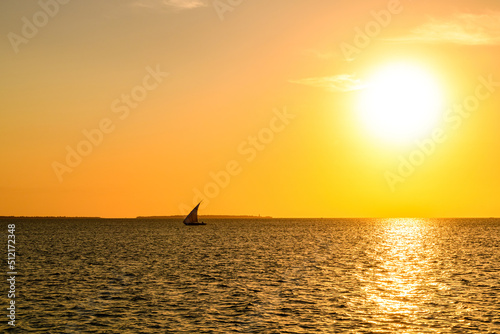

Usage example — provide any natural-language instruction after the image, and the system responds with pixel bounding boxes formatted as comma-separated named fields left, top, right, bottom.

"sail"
left=183, top=202, right=200, bottom=224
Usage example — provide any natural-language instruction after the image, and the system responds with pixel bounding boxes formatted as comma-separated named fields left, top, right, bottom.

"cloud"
left=130, top=0, right=208, bottom=10
left=290, top=74, right=365, bottom=92
left=388, top=12, right=500, bottom=45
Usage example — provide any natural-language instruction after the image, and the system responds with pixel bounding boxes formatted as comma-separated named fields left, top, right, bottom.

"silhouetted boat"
left=183, top=202, right=206, bottom=225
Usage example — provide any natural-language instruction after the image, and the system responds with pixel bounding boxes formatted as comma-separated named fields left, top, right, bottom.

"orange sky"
left=1, top=0, right=500, bottom=218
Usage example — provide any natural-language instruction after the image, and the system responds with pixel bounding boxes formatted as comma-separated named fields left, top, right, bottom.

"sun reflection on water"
left=357, top=218, right=443, bottom=322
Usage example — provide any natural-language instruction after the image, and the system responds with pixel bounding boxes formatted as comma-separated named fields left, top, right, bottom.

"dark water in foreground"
left=1, top=218, right=499, bottom=333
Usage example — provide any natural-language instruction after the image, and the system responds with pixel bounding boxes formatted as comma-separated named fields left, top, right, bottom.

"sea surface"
left=1, top=218, right=499, bottom=333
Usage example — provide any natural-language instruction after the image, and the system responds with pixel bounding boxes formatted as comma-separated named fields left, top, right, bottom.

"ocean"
left=1, top=218, right=499, bottom=333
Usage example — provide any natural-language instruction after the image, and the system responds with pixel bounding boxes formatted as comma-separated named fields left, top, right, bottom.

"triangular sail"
left=183, top=202, right=200, bottom=224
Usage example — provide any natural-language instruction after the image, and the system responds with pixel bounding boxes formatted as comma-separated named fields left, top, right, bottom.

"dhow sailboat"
left=183, top=202, right=206, bottom=225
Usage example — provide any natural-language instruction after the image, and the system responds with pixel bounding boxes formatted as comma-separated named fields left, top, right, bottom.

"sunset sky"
left=1, top=0, right=500, bottom=218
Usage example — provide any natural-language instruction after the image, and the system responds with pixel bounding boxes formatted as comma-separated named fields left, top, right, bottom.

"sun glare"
left=358, top=63, right=444, bottom=144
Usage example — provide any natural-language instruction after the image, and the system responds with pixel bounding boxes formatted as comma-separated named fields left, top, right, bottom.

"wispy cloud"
left=130, top=0, right=208, bottom=10
left=290, top=74, right=365, bottom=92
left=388, top=12, right=500, bottom=45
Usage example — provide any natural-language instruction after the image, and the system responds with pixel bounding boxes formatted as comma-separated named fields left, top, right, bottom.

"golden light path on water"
left=351, top=219, right=450, bottom=329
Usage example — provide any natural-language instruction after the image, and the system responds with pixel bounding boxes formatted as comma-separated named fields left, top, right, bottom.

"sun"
left=358, top=63, right=444, bottom=144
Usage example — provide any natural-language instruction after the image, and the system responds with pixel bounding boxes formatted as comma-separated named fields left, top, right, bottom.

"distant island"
left=0, top=216, right=102, bottom=219
left=136, top=215, right=273, bottom=219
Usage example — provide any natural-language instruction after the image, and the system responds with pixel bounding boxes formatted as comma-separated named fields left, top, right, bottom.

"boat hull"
left=183, top=222, right=206, bottom=225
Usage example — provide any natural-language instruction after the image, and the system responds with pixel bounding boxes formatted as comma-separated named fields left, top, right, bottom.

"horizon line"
left=1, top=215, right=499, bottom=220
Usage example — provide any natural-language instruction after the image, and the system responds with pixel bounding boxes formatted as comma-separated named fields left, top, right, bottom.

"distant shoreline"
left=137, top=215, right=273, bottom=219
left=0, top=216, right=102, bottom=219
left=0, top=215, right=273, bottom=219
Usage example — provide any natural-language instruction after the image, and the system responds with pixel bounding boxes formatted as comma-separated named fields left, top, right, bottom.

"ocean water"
left=1, top=218, right=499, bottom=333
